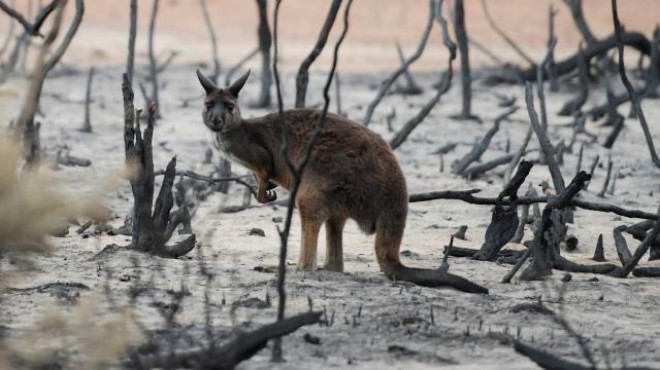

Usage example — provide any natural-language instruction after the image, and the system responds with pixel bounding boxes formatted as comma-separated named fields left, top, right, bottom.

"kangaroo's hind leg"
left=324, top=216, right=346, bottom=272
left=295, top=190, right=328, bottom=271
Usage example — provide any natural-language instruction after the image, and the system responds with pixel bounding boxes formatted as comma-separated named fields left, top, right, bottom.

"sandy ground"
left=1, top=60, right=660, bottom=368
left=2, top=1, right=660, bottom=369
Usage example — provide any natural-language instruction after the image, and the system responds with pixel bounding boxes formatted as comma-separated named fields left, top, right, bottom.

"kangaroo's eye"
left=226, top=103, right=235, bottom=111
left=205, top=103, right=213, bottom=110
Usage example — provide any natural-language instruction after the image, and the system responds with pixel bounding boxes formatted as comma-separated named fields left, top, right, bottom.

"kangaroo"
left=196, top=69, right=487, bottom=294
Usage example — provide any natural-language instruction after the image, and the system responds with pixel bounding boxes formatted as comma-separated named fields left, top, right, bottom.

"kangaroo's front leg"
left=255, top=172, right=277, bottom=203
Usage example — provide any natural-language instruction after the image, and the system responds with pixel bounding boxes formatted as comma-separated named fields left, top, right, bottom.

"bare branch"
left=611, top=0, right=660, bottom=170
left=451, top=107, right=517, bottom=175
left=146, top=0, right=161, bottom=118
left=480, top=0, right=535, bottom=66
left=80, top=66, right=94, bottom=133
left=453, top=0, right=476, bottom=119
left=225, top=46, right=259, bottom=86
left=525, top=81, right=565, bottom=193
left=388, top=0, right=456, bottom=150
left=126, top=0, right=137, bottom=84
left=363, top=0, right=435, bottom=125
left=199, top=0, right=220, bottom=82
left=0, top=0, right=59, bottom=37
left=294, top=0, right=342, bottom=108
left=254, top=0, right=272, bottom=107
left=409, top=189, right=660, bottom=221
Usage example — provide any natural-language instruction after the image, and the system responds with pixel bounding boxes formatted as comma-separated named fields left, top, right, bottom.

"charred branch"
left=520, top=31, right=654, bottom=81
left=0, top=0, right=59, bottom=37
left=463, top=153, right=518, bottom=179
left=547, top=5, right=559, bottom=91
left=254, top=0, right=272, bottom=107
left=558, top=46, right=588, bottom=116
left=520, top=171, right=591, bottom=281
left=473, top=160, right=533, bottom=261
left=146, top=0, right=161, bottom=118
left=562, top=0, right=598, bottom=47
left=526, top=81, right=565, bottom=193
left=199, top=0, right=221, bottom=82
left=409, top=189, right=660, bottom=221
left=611, top=0, right=660, bottom=170
left=610, top=208, right=660, bottom=277
left=480, top=0, right=534, bottom=66
left=453, top=0, right=475, bottom=119
left=452, top=107, right=517, bottom=175
left=122, top=74, right=195, bottom=258
left=14, top=0, right=84, bottom=162
left=126, top=0, right=137, bottom=84
left=392, top=41, right=423, bottom=95
left=79, top=66, right=94, bottom=133
left=294, top=0, right=342, bottom=108
left=132, top=311, right=322, bottom=369
left=388, top=0, right=456, bottom=150
left=0, top=0, right=16, bottom=59
left=225, top=46, right=259, bottom=87
left=363, top=0, right=435, bottom=125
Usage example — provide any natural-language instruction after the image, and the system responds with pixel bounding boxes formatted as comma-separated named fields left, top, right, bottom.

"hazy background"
left=1, top=0, right=658, bottom=72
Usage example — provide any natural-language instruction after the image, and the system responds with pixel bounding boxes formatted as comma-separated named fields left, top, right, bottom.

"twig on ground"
left=80, top=66, right=94, bottom=133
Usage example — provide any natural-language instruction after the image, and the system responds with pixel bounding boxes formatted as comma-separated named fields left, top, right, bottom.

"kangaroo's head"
left=196, top=69, right=250, bottom=132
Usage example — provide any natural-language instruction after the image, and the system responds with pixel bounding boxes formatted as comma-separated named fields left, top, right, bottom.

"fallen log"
left=520, top=31, right=653, bottom=81
left=131, top=311, right=322, bottom=369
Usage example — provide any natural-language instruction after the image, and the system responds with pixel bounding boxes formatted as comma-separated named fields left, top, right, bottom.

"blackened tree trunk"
left=453, top=0, right=474, bottom=119
left=254, top=0, right=272, bottom=108
left=126, top=0, right=137, bottom=85
left=14, top=0, right=84, bottom=163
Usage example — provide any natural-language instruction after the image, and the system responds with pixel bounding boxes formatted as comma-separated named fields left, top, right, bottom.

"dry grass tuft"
left=3, top=299, right=142, bottom=369
left=0, top=136, right=110, bottom=257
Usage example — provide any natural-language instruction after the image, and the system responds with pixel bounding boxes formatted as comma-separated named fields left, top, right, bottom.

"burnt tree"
left=122, top=74, right=195, bottom=258
left=253, top=0, right=272, bottom=107
left=13, top=0, right=84, bottom=163
left=452, top=0, right=476, bottom=120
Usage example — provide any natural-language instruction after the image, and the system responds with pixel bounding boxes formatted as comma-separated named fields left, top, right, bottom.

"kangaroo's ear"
left=196, top=69, right=217, bottom=94
left=227, top=69, right=251, bottom=98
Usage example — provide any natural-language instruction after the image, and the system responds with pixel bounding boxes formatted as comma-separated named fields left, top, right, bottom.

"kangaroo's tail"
left=374, top=211, right=489, bottom=295
left=387, top=266, right=489, bottom=294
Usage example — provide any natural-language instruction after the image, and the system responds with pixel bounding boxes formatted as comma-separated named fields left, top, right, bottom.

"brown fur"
left=196, top=69, right=487, bottom=294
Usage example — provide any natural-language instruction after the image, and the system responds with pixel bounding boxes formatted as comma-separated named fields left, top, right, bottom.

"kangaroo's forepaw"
left=258, top=189, right=277, bottom=203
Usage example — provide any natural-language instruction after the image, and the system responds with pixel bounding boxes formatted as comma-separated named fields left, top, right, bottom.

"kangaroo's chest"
left=213, top=133, right=255, bottom=169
